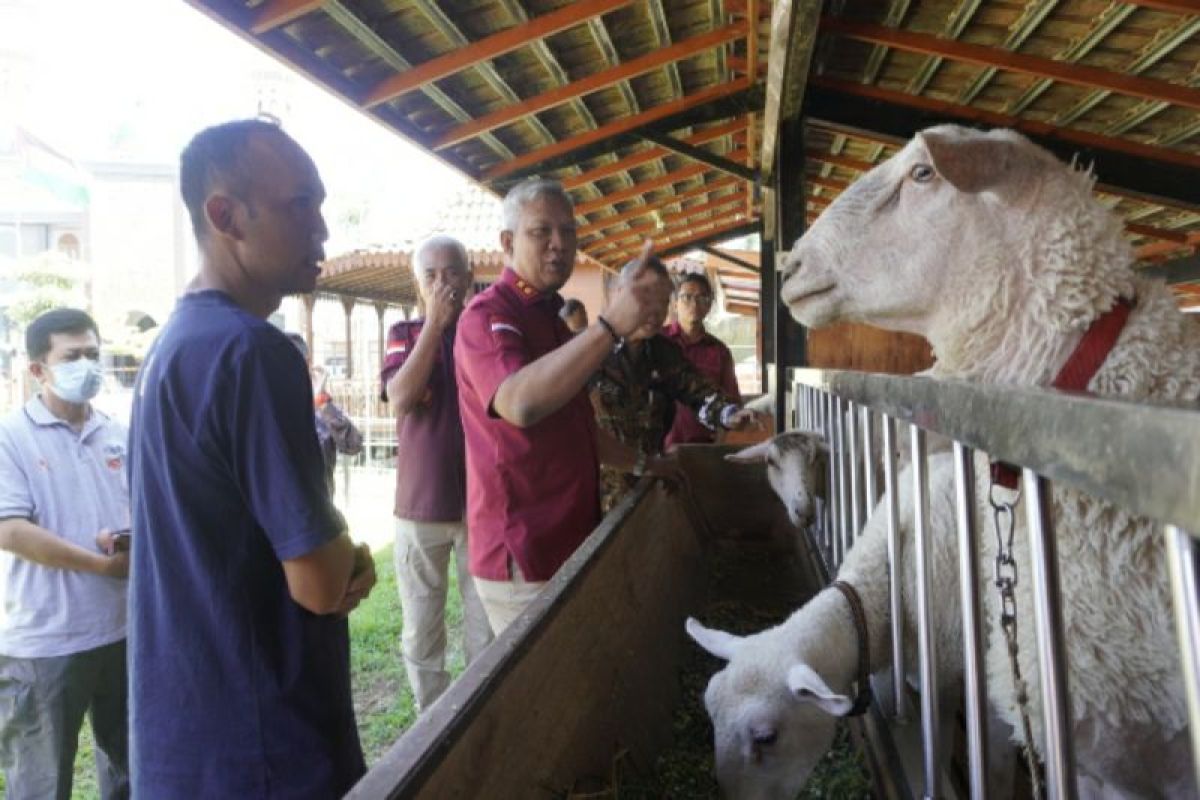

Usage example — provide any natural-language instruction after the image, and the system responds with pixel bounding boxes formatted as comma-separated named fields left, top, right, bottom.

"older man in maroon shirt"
left=663, top=272, right=742, bottom=449
left=455, top=177, right=674, bottom=635
left=381, top=235, right=493, bottom=712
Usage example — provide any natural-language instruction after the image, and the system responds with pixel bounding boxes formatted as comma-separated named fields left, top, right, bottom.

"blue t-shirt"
left=128, top=291, right=365, bottom=798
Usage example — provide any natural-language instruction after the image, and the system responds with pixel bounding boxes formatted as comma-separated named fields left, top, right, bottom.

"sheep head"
left=685, top=617, right=849, bottom=799
left=779, top=125, right=1066, bottom=339
left=727, top=431, right=827, bottom=527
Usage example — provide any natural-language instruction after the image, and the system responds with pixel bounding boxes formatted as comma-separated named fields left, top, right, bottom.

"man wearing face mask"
left=0, top=308, right=131, bottom=799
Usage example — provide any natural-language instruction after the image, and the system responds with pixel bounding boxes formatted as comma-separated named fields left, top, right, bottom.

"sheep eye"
left=910, top=164, right=935, bottom=183
left=752, top=730, right=778, bottom=747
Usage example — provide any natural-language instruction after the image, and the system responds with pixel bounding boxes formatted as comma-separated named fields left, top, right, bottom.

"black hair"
left=25, top=308, right=99, bottom=360
left=560, top=298, right=586, bottom=317
left=677, top=272, right=713, bottom=296
left=179, top=118, right=285, bottom=241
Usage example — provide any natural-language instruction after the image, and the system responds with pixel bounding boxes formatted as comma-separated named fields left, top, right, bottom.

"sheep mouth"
left=784, top=283, right=836, bottom=306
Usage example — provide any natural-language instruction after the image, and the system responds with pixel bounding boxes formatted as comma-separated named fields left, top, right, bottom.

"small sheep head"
left=727, top=431, right=827, bottom=528
left=685, top=617, right=851, bottom=799
left=779, top=125, right=1064, bottom=335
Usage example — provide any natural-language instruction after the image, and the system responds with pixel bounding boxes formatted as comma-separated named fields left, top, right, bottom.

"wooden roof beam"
left=575, top=149, right=749, bottom=215
left=251, top=0, right=324, bottom=34
left=760, top=0, right=823, bottom=183
left=1125, top=1, right=1200, bottom=14
left=578, top=175, right=741, bottom=237
left=588, top=191, right=749, bottom=255
left=821, top=16, right=1200, bottom=111
left=1137, top=232, right=1200, bottom=261
left=364, top=0, right=636, bottom=109
left=433, top=22, right=746, bottom=151
left=563, top=118, right=747, bottom=190
left=806, top=80, right=1200, bottom=210
left=483, top=80, right=752, bottom=182
left=607, top=217, right=759, bottom=263
left=641, top=130, right=759, bottom=181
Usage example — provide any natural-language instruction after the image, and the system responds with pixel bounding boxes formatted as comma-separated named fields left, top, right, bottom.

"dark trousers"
left=0, top=639, right=129, bottom=800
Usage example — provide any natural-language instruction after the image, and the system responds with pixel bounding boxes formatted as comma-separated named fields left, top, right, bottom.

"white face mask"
left=44, top=358, right=104, bottom=404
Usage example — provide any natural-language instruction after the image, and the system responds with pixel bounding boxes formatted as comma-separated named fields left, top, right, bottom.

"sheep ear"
left=686, top=617, right=744, bottom=661
left=918, top=127, right=1016, bottom=194
left=726, top=440, right=772, bottom=464
left=786, top=663, right=853, bottom=716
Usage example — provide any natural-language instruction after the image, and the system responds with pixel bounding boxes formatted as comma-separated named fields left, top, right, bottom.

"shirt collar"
left=500, top=267, right=564, bottom=310
left=664, top=320, right=714, bottom=345
left=24, top=395, right=108, bottom=438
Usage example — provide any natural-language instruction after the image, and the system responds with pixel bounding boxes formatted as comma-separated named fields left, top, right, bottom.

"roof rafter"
left=587, top=191, right=749, bottom=255
left=821, top=16, right=1200, bottom=111
left=433, top=22, right=746, bottom=150
left=578, top=175, right=742, bottom=237
left=606, top=217, right=757, bottom=263
left=641, top=130, right=758, bottom=181
left=251, top=0, right=323, bottom=34
left=364, top=0, right=637, bottom=109
left=563, top=118, right=746, bottom=190
left=482, top=79, right=752, bottom=181
left=576, top=150, right=748, bottom=214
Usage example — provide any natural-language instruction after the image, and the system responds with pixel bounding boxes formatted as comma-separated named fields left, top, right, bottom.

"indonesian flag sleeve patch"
left=489, top=316, right=523, bottom=340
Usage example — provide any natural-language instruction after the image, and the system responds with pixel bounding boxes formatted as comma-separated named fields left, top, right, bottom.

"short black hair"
left=179, top=119, right=285, bottom=241
left=677, top=272, right=713, bottom=297
left=560, top=298, right=585, bottom=317
left=26, top=308, right=99, bottom=361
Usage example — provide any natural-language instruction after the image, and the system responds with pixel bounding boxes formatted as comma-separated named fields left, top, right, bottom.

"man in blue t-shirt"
left=128, top=119, right=376, bottom=798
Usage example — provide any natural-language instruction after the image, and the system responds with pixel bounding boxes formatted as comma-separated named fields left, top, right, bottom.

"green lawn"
left=2, top=543, right=465, bottom=798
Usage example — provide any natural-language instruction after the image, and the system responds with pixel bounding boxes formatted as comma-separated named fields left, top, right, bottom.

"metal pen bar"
left=1166, top=524, right=1200, bottom=793
left=882, top=415, right=907, bottom=720
left=827, top=392, right=840, bottom=566
left=822, top=390, right=834, bottom=564
left=953, top=442, right=989, bottom=799
left=838, top=397, right=852, bottom=564
left=1021, top=469, right=1077, bottom=799
left=848, top=401, right=863, bottom=541
left=862, top=406, right=876, bottom=521
left=911, top=425, right=940, bottom=798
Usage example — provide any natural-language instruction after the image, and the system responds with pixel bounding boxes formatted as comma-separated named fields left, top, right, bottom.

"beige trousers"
left=393, top=518, right=493, bottom=712
left=472, top=562, right=546, bottom=637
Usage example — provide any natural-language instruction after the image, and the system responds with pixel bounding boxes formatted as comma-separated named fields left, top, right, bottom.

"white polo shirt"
left=0, top=396, right=129, bottom=657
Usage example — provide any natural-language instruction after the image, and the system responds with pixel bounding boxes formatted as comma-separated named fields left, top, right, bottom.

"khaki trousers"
left=393, top=519, right=493, bottom=712
left=472, top=563, right=546, bottom=637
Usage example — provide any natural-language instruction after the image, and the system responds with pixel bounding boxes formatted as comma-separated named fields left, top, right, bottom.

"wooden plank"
left=578, top=175, right=741, bottom=237
left=760, top=0, right=823, bottom=182
left=433, top=21, right=747, bottom=150
left=250, top=0, right=323, bottom=34
left=482, top=79, right=752, bottom=181
left=821, top=16, right=1200, bottom=111
left=562, top=118, right=746, bottom=190
left=574, top=148, right=748, bottom=215
left=605, top=215, right=756, bottom=262
left=364, top=0, right=637, bottom=108
left=588, top=191, right=748, bottom=255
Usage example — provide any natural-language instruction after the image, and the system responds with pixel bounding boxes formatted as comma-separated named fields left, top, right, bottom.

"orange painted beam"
left=563, top=118, right=746, bottom=190
left=364, top=0, right=636, bottom=108
left=1125, top=223, right=1193, bottom=244
left=574, top=148, right=748, bottom=214
left=588, top=191, right=748, bottom=255
left=807, top=151, right=879, bottom=173
left=482, top=79, right=753, bottom=181
left=433, top=21, right=746, bottom=150
left=578, top=175, right=741, bottom=237
left=806, top=173, right=850, bottom=192
left=746, top=0, right=759, bottom=85
left=1136, top=231, right=1200, bottom=260
left=821, top=17, right=1200, bottom=111
left=251, top=0, right=323, bottom=34
left=606, top=214, right=756, bottom=262
left=811, top=77, right=1200, bottom=172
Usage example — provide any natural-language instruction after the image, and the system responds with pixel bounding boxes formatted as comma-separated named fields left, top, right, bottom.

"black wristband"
left=596, top=315, right=621, bottom=343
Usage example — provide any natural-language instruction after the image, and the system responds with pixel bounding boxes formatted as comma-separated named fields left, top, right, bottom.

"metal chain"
left=989, top=480, right=1044, bottom=800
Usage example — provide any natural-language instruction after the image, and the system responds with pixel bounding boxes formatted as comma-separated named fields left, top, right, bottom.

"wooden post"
left=340, top=296, right=355, bottom=379
left=374, top=302, right=388, bottom=376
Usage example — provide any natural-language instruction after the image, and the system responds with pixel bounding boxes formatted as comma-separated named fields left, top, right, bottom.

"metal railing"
left=790, top=368, right=1200, bottom=799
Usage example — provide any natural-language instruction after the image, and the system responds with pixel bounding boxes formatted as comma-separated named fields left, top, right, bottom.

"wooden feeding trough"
left=347, top=444, right=851, bottom=799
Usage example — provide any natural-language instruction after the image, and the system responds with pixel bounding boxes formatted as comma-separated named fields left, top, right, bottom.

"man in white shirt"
left=0, top=308, right=131, bottom=799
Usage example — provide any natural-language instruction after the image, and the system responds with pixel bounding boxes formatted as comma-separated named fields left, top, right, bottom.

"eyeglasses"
left=677, top=293, right=712, bottom=304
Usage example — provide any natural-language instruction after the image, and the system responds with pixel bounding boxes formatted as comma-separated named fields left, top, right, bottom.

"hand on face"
left=602, top=241, right=673, bottom=338
left=425, top=282, right=464, bottom=332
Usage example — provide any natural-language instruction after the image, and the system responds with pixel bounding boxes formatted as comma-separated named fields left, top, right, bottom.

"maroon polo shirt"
left=454, top=268, right=600, bottom=582
left=380, top=320, right=466, bottom=522
left=662, top=321, right=742, bottom=448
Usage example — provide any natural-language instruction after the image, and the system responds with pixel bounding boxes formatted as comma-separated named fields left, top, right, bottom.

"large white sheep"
left=689, top=435, right=964, bottom=798
left=780, top=124, right=1200, bottom=797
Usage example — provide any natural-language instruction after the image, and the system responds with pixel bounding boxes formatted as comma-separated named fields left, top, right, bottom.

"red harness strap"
left=990, top=297, right=1133, bottom=489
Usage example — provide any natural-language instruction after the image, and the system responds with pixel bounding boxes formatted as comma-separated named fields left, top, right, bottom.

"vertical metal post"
left=862, top=406, right=876, bottom=521
left=1021, top=469, right=1077, bottom=799
left=953, top=443, right=989, bottom=799
left=847, top=401, right=862, bottom=541
left=1166, top=524, right=1200, bottom=794
left=882, top=415, right=907, bottom=720
left=911, top=425, right=940, bottom=798
left=821, top=391, right=834, bottom=561
left=837, top=397, right=852, bottom=564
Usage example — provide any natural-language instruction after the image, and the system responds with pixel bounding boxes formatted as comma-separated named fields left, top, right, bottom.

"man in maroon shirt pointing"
left=381, top=235, right=492, bottom=712
left=455, top=177, right=675, bottom=635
